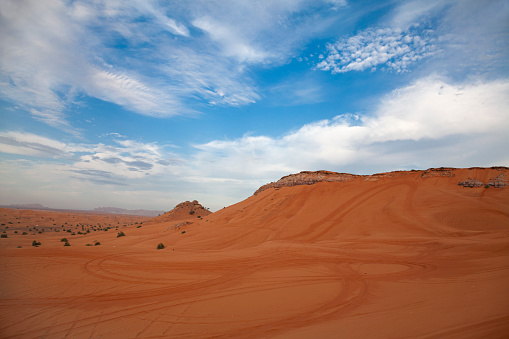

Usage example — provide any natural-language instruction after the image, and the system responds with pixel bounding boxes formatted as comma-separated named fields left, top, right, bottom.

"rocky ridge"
left=254, top=171, right=360, bottom=195
left=254, top=167, right=509, bottom=195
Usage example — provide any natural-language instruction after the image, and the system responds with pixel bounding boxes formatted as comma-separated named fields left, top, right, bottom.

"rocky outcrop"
left=457, top=178, right=483, bottom=187
left=485, top=174, right=508, bottom=188
left=254, top=171, right=360, bottom=195
left=421, top=167, right=456, bottom=178
left=457, top=174, right=507, bottom=188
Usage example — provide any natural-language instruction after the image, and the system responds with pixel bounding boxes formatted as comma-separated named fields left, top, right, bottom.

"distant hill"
left=92, top=207, right=165, bottom=217
left=0, top=204, right=164, bottom=217
left=151, top=200, right=211, bottom=222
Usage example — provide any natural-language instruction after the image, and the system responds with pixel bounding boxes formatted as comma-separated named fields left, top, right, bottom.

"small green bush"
left=157, top=243, right=165, bottom=250
left=60, top=238, right=68, bottom=242
left=181, top=230, right=186, bottom=234
left=1, top=234, right=7, bottom=238
left=117, top=231, right=125, bottom=238
left=32, top=240, right=41, bottom=247
left=17, top=245, right=22, bottom=248
left=22, top=232, right=27, bottom=235
left=85, top=244, right=92, bottom=246
left=94, top=241, right=101, bottom=246
left=63, top=242, right=70, bottom=247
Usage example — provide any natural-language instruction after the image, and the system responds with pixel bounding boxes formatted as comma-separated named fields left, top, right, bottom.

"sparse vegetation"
left=61, top=238, right=68, bottom=242
left=1, top=234, right=7, bottom=238
left=181, top=230, right=186, bottom=234
left=94, top=241, right=101, bottom=246
left=157, top=243, right=165, bottom=250
left=63, top=242, right=71, bottom=246
left=117, top=231, right=126, bottom=238
left=32, top=240, right=41, bottom=247
left=22, top=232, right=27, bottom=235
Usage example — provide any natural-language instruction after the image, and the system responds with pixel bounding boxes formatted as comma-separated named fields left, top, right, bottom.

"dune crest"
left=151, top=200, right=211, bottom=223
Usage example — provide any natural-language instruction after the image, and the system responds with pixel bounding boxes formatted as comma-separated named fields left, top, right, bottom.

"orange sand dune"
left=1, top=167, right=509, bottom=338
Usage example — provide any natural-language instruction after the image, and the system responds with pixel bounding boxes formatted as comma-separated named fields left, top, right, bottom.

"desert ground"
left=1, top=167, right=509, bottom=338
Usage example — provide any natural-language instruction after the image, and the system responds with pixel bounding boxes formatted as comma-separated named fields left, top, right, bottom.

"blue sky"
left=1, top=0, right=508, bottom=211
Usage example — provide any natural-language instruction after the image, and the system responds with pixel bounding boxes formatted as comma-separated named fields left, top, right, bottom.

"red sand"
left=1, top=167, right=509, bottom=338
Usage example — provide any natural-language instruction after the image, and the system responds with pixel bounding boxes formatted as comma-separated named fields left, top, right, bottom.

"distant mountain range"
left=0, top=204, right=165, bottom=217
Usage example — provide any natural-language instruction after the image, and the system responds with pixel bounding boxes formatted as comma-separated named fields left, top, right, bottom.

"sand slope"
left=1, top=167, right=509, bottom=338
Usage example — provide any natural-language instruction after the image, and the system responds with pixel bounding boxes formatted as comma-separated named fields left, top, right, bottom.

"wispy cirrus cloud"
left=0, top=0, right=345, bottom=134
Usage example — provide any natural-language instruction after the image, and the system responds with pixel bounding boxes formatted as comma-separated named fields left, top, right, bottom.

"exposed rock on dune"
left=254, top=170, right=360, bottom=195
left=458, top=178, right=484, bottom=187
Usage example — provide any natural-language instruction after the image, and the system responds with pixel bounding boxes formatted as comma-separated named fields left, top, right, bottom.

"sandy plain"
left=1, top=167, right=509, bottom=338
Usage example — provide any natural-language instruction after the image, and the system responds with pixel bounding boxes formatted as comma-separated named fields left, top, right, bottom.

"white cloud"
left=0, top=0, right=346, bottom=133
left=316, top=26, right=436, bottom=73
left=192, top=77, right=509, bottom=181
left=0, top=132, right=183, bottom=181
left=192, top=18, right=272, bottom=64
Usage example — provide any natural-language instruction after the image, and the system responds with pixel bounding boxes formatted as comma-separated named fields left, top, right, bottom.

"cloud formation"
left=193, top=77, right=509, bottom=180
left=0, top=0, right=344, bottom=133
left=0, top=132, right=182, bottom=181
left=316, top=26, right=436, bottom=73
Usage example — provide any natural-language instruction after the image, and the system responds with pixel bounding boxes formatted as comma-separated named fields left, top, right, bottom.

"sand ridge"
left=0, top=167, right=508, bottom=338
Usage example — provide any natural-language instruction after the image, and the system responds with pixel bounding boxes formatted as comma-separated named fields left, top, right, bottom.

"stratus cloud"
left=193, top=77, right=509, bottom=180
left=317, top=26, right=436, bottom=73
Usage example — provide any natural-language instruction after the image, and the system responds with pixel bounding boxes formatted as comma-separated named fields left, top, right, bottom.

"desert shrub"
left=63, top=242, right=70, bottom=247
left=85, top=244, right=92, bottom=246
left=157, top=243, right=165, bottom=250
left=32, top=240, right=41, bottom=247
left=14, top=230, right=18, bottom=234
left=137, top=225, right=142, bottom=228
left=60, top=238, right=68, bottom=242
left=117, top=231, right=125, bottom=238
left=1, top=234, right=7, bottom=238
left=189, top=210, right=195, bottom=215
left=94, top=241, right=101, bottom=246
left=17, top=245, right=22, bottom=248
left=181, top=230, right=186, bottom=234
left=485, top=184, right=490, bottom=188
left=22, top=232, right=27, bottom=235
